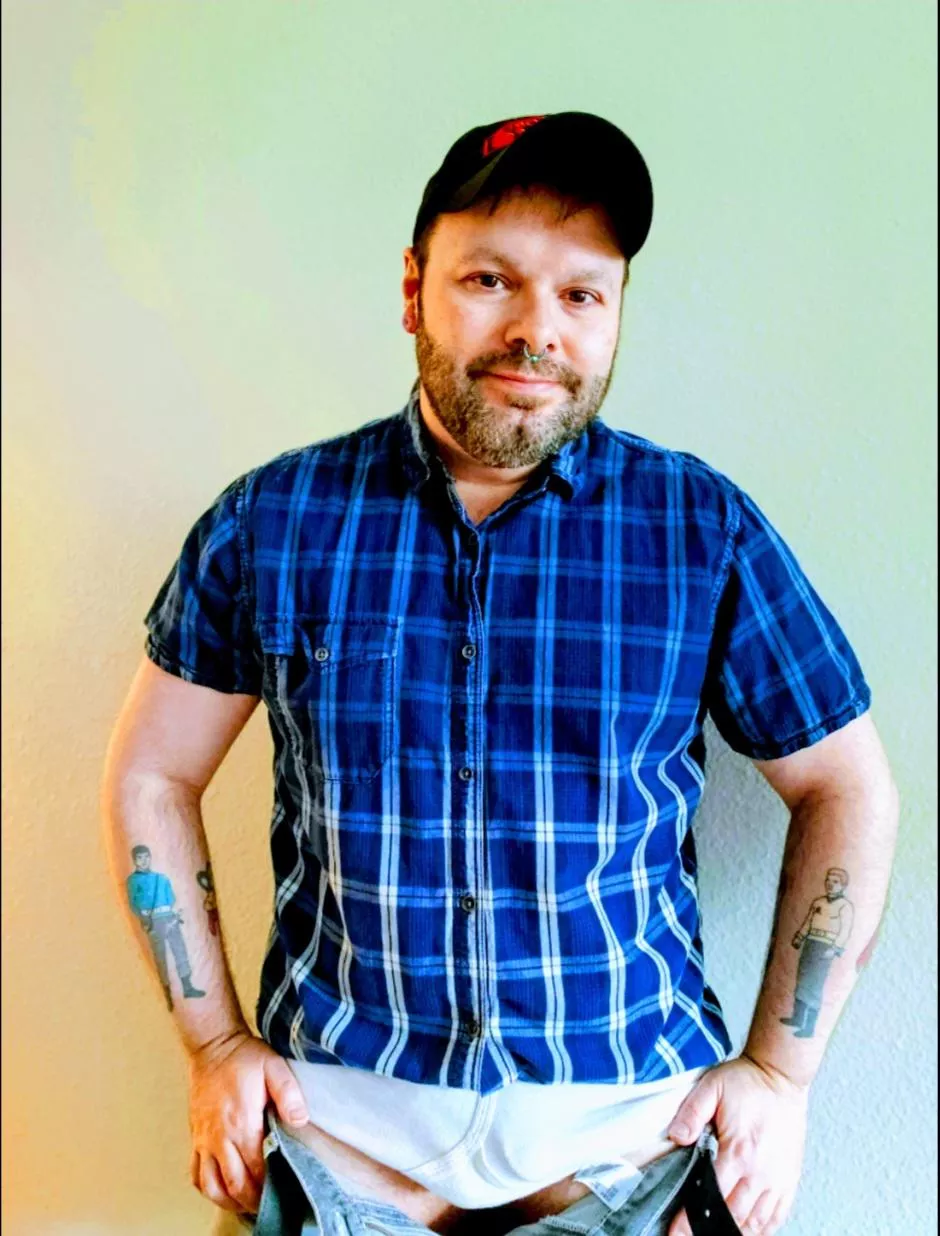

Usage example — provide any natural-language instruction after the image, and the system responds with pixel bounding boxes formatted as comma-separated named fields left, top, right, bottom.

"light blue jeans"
left=242, top=1110, right=722, bottom=1236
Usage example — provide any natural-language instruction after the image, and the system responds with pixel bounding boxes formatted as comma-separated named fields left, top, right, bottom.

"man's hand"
left=188, top=1030, right=311, bottom=1216
left=665, top=1056, right=808, bottom=1236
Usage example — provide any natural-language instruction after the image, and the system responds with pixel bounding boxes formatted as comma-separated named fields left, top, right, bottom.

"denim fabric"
left=245, top=1111, right=720, bottom=1236
left=147, top=384, right=870, bottom=1093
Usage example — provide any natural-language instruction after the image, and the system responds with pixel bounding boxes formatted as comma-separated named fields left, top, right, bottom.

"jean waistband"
left=256, top=1107, right=372, bottom=1236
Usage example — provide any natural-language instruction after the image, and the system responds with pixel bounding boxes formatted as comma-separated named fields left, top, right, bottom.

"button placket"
left=451, top=524, right=487, bottom=1069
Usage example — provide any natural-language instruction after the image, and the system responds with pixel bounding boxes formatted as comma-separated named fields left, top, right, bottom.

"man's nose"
left=504, top=291, right=561, bottom=360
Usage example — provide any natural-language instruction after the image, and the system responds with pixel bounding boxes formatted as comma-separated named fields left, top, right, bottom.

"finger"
left=264, top=1055, right=310, bottom=1127
left=712, top=1155, right=743, bottom=1208
left=190, top=1148, right=201, bottom=1191
left=739, top=1188, right=775, bottom=1234
left=217, top=1141, right=262, bottom=1214
left=234, top=1128, right=267, bottom=1196
left=199, top=1153, right=241, bottom=1213
left=229, top=1110, right=266, bottom=1186
left=236, top=1140, right=267, bottom=1208
left=667, top=1205, right=694, bottom=1236
left=725, top=1176, right=763, bottom=1231
left=667, top=1073, right=719, bottom=1145
left=706, top=1134, right=735, bottom=1190
left=765, top=1190, right=796, bottom=1235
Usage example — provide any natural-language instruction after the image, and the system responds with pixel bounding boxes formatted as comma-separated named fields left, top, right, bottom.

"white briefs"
left=288, top=1060, right=705, bottom=1209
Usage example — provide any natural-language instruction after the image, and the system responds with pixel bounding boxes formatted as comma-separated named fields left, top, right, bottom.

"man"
left=781, top=869, right=855, bottom=1040
left=102, top=113, right=899, bottom=1236
left=125, top=844, right=207, bottom=1011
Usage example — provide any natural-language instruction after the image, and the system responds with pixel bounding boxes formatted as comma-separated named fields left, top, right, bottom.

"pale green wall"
left=3, top=3, right=936, bottom=1234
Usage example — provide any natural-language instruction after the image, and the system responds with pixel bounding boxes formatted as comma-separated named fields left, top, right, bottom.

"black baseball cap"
left=412, top=111, right=653, bottom=262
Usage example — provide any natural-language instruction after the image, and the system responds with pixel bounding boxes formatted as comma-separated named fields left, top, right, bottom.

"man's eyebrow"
left=456, top=247, right=617, bottom=288
left=458, top=246, right=517, bottom=266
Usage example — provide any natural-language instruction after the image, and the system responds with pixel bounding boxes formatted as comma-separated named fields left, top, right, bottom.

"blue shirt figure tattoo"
left=125, top=845, right=206, bottom=1011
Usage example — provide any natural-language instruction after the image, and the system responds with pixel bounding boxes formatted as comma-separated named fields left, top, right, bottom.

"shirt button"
left=465, top=1018, right=481, bottom=1038
left=458, top=766, right=474, bottom=781
left=314, top=646, right=330, bottom=663
left=461, top=644, right=477, bottom=660
left=459, top=894, right=476, bottom=913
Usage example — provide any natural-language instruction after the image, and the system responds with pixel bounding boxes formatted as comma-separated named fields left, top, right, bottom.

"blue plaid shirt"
left=145, top=383, right=871, bottom=1093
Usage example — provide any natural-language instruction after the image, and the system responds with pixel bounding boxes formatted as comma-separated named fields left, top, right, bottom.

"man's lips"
left=482, top=370, right=561, bottom=387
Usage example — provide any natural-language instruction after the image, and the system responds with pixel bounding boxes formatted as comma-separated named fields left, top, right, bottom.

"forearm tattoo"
left=125, top=845, right=207, bottom=1012
left=196, top=862, right=220, bottom=936
left=779, top=867, right=854, bottom=1039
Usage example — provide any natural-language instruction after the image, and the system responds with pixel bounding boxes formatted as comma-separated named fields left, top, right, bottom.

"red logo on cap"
left=481, top=115, right=546, bottom=158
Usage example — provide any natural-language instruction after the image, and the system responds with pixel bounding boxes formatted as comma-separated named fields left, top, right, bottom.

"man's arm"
left=102, top=657, right=258, bottom=1050
left=667, top=712, right=900, bottom=1236
left=101, top=657, right=310, bottom=1216
left=743, top=710, right=898, bottom=1084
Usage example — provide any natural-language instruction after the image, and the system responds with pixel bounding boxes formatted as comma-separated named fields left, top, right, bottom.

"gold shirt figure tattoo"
left=780, top=867, right=854, bottom=1038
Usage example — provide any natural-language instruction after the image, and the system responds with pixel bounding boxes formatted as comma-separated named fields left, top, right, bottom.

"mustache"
left=466, top=355, right=575, bottom=387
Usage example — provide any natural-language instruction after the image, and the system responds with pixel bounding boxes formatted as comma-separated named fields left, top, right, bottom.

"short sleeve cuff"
left=145, top=633, right=261, bottom=696
left=724, top=687, right=872, bottom=762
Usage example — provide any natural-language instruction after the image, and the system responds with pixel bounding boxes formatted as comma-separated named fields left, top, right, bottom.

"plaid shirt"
left=145, top=383, right=871, bottom=1093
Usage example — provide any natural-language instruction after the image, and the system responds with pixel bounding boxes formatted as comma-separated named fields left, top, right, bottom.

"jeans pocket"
left=261, top=615, right=400, bottom=784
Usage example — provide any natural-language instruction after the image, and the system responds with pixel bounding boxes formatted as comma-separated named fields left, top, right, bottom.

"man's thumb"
left=667, top=1075, right=716, bottom=1145
left=264, top=1056, right=310, bottom=1127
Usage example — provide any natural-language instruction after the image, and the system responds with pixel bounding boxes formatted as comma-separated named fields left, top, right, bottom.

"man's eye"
left=470, top=274, right=504, bottom=289
left=567, top=290, right=599, bottom=305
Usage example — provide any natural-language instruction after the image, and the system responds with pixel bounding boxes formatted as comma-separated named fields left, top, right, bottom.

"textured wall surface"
left=2, top=3, right=936, bottom=1234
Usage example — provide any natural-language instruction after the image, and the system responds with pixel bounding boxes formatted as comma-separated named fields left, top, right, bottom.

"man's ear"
left=402, top=247, right=420, bottom=335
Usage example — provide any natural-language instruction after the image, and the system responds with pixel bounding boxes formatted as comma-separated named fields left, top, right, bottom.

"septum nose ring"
left=523, top=344, right=547, bottom=364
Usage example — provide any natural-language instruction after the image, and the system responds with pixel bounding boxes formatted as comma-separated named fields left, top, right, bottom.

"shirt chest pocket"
left=259, top=615, right=401, bottom=784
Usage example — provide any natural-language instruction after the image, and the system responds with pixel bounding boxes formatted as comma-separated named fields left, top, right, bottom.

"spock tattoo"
left=125, top=845, right=206, bottom=1011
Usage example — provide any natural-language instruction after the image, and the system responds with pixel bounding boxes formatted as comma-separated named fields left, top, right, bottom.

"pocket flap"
left=258, top=615, right=400, bottom=667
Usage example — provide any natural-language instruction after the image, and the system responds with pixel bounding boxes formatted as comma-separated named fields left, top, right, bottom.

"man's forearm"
left=102, top=770, right=250, bottom=1057
left=743, top=779, right=899, bottom=1090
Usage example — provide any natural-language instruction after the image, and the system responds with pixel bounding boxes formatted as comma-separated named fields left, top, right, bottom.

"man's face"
left=825, top=872, right=845, bottom=897
left=134, top=851, right=151, bottom=872
left=403, top=189, right=626, bottom=469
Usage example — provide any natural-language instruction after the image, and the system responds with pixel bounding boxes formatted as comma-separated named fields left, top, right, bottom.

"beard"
left=414, top=314, right=615, bottom=469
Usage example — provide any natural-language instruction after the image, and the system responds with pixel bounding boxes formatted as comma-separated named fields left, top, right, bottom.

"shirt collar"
left=396, top=380, right=588, bottom=500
